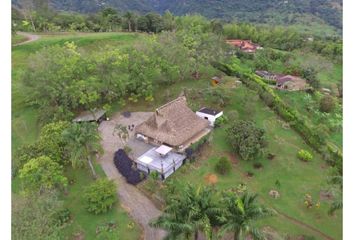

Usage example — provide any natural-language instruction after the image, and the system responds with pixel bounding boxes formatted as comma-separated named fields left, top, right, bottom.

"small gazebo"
left=73, top=109, right=107, bottom=124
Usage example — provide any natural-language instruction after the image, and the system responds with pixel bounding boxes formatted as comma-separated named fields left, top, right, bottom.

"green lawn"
left=142, top=84, right=342, bottom=239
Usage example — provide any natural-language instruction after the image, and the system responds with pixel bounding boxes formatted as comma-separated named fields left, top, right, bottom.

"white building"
left=136, top=145, right=186, bottom=180
left=196, top=107, right=223, bottom=127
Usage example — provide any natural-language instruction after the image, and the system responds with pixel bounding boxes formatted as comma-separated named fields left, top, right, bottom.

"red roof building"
left=226, top=39, right=263, bottom=53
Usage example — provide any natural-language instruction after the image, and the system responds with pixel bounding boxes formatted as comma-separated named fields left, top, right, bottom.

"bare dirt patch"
left=204, top=173, right=218, bottom=185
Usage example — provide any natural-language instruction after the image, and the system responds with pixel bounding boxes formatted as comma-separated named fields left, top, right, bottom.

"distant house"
left=211, top=76, right=221, bottom=86
left=73, top=109, right=107, bottom=124
left=275, top=75, right=307, bottom=91
left=135, top=96, right=210, bottom=150
left=255, top=70, right=277, bottom=81
left=226, top=39, right=263, bottom=53
left=196, top=108, right=223, bottom=127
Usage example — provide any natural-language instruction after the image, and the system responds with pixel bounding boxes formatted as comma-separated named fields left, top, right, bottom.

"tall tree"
left=62, top=122, right=102, bottom=178
left=113, top=124, right=129, bottom=145
left=18, top=0, right=36, bottom=31
left=19, top=156, right=68, bottom=193
left=218, top=192, right=275, bottom=240
left=123, top=11, right=136, bottom=32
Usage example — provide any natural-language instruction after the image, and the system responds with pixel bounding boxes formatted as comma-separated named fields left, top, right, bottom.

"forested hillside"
left=13, top=0, right=342, bottom=30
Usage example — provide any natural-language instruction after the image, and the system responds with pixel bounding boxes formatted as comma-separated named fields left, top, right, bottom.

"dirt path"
left=98, top=112, right=166, bottom=240
left=277, top=211, right=335, bottom=240
left=13, top=32, right=40, bottom=46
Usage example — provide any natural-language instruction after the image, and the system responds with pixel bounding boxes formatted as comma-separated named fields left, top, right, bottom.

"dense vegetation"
left=13, top=0, right=342, bottom=30
left=12, top=2, right=342, bottom=239
left=151, top=184, right=274, bottom=239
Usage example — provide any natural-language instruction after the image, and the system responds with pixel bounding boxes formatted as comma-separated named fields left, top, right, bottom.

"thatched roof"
left=135, top=96, right=209, bottom=147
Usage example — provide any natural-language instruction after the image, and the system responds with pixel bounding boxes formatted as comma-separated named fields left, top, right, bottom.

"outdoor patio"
left=136, top=147, right=186, bottom=180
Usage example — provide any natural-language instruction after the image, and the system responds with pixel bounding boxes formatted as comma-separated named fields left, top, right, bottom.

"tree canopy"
left=227, top=121, right=266, bottom=161
left=19, top=156, right=68, bottom=193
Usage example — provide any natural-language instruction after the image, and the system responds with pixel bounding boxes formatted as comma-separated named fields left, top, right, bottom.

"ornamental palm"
left=150, top=184, right=222, bottom=240
left=218, top=192, right=275, bottom=240
left=62, top=122, right=102, bottom=178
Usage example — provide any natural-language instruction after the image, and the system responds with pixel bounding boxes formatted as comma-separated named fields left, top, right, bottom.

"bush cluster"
left=214, top=157, right=232, bottom=175
left=84, top=178, right=117, bottom=214
left=297, top=150, right=313, bottom=162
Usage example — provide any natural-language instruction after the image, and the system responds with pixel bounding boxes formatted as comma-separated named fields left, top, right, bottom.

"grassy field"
left=141, top=80, right=342, bottom=239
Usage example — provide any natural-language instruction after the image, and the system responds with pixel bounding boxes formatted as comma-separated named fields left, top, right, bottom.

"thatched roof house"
left=135, top=96, right=209, bottom=149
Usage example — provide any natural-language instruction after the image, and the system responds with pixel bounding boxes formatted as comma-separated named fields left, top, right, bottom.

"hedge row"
left=216, top=60, right=342, bottom=173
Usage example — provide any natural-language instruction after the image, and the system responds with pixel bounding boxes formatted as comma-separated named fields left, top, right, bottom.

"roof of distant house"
left=226, top=39, right=261, bottom=51
left=73, top=109, right=106, bottom=122
left=197, top=107, right=222, bottom=116
left=255, top=70, right=275, bottom=77
left=275, top=75, right=307, bottom=85
left=135, top=96, right=209, bottom=147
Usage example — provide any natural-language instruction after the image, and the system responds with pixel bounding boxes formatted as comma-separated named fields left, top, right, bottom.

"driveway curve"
left=13, top=32, right=40, bottom=46
left=98, top=112, right=166, bottom=240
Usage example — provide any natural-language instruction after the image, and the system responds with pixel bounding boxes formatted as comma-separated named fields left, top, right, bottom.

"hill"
left=38, top=0, right=342, bottom=29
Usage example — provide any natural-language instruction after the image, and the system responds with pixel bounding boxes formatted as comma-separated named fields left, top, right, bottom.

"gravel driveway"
left=97, top=112, right=166, bottom=240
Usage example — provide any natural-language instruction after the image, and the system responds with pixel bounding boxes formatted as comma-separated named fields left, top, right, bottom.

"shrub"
left=297, top=150, right=313, bottom=162
left=150, top=170, right=160, bottom=180
left=319, top=95, right=335, bottom=113
left=214, top=157, right=232, bottom=175
left=84, top=179, right=117, bottom=214
left=214, top=115, right=228, bottom=128
left=253, top=162, right=263, bottom=169
left=53, top=208, right=71, bottom=226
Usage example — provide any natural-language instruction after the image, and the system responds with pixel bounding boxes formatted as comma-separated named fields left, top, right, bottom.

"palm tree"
left=62, top=122, right=102, bottom=178
left=150, top=184, right=222, bottom=240
left=218, top=192, right=275, bottom=240
left=124, top=11, right=135, bottom=32
left=113, top=124, right=129, bottom=145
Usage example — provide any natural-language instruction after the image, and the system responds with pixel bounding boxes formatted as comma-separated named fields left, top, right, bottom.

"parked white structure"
left=196, top=107, right=223, bottom=127
left=136, top=145, right=186, bottom=180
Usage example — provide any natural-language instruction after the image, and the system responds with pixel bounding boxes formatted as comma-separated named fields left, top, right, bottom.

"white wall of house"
left=196, top=111, right=223, bottom=127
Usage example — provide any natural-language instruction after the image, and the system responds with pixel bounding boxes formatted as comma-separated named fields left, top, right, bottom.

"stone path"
left=98, top=112, right=166, bottom=240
